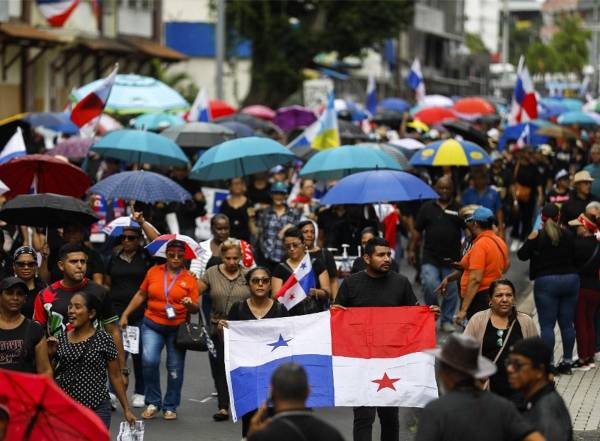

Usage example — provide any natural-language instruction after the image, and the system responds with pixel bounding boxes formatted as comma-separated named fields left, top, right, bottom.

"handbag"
left=514, top=183, right=532, bottom=203
left=175, top=308, right=215, bottom=356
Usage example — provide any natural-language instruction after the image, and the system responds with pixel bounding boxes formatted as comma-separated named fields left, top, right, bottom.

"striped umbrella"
left=103, top=217, right=140, bottom=237
left=409, top=139, right=491, bottom=167
left=146, top=234, right=201, bottom=259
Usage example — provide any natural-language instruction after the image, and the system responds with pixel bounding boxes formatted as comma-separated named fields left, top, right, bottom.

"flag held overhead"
left=70, top=66, right=118, bottom=127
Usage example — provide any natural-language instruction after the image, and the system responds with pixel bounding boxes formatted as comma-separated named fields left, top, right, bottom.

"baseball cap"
left=270, top=181, right=289, bottom=193
left=0, top=277, right=28, bottom=293
left=465, top=206, right=495, bottom=223
left=573, top=170, right=594, bottom=184
left=554, top=169, right=569, bottom=182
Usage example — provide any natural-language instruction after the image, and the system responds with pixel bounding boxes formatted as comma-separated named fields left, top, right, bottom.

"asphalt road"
left=109, top=253, right=531, bottom=441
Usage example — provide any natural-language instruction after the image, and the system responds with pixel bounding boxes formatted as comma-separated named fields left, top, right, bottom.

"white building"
left=464, top=0, right=502, bottom=54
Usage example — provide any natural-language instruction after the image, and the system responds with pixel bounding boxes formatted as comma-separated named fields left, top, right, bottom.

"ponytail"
left=543, top=217, right=561, bottom=246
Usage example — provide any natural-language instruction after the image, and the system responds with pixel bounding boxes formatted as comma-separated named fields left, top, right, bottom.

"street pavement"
left=109, top=250, right=599, bottom=441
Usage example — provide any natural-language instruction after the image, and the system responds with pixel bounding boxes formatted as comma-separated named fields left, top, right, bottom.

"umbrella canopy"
left=146, top=234, right=201, bottom=259
left=131, top=112, right=185, bottom=130
left=299, top=145, right=402, bottom=180
left=96, top=114, right=123, bottom=135
left=560, top=98, right=584, bottom=111
left=442, top=120, right=489, bottom=148
left=498, top=123, right=549, bottom=151
left=215, top=113, right=282, bottom=135
left=557, top=110, right=598, bottom=126
left=584, top=112, right=600, bottom=124
left=409, top=139, right=491, bottom=167
left=414, top=107, right=456, bottom=125
left=191, top=137, right=295, bottom=181
left=89, top=170, right=191, bottom=203
left=354, top=143, right=409, bottom=169
left=216, top=121, right=255, bottom=138
left=70, top=74, right=189, bottom=114
left=536, top=125, right=577, bottom=139
left=379, top=98, right=410, bottom=114
left=0, top=369, right=110, bottom=441
left=103, top=216, right=140, bottom=236
left=161, top=122, right=236, bottom=148
left=0, top=179, right=9, bottom=195
left=388, top=138, right=426, bottom=150
left=373, top=109, right=404, bottom=127
left=273, top=106, right=317, bottom=132
left=91, top=130, right=189, bottom=166
left=48, top=137, right=97, bottom=160
left=0, top=154, right=91, bottom=198
left=209, top=99, right=237, bottom=118
left=421, top=94, right=454, bottom=108
left=320, top=170, right=438, bottom=205
left=24, top=112, right=79, bottom=134
left=0, top=193, right=99, bottom=227
left=242, top=105, right=276, bottom=121
left=452, top=97, right=495, bottom=116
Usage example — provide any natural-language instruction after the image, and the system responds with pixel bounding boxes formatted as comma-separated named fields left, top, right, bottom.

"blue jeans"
left=421, top=263, right=458, bottom=325
left=94, top=399, right=112, bottom=429
left=534, top=274, right=580, bottom=361
left=142, top=317, right=186, bottom=412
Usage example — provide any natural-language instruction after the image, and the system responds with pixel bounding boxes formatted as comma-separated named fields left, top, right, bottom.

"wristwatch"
left=121, top=368, right=130, bottom=376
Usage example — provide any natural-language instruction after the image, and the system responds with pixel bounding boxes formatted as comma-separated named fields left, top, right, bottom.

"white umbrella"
left=421, top=95, right=454, bottom=108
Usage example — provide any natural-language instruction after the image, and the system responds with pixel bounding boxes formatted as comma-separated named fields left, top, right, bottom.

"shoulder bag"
left=175, top=307, right=216, bottom=356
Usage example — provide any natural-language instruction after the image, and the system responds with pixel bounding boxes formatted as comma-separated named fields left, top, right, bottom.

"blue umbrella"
left=190, top=137, right=295, bottom=181
left=70, top=74, right=189, bottom=114
left=24, top=112, right=79, bottom=134
left=557, top=110, right=598, bottom=126
left=91, top=130, right=189, bottom=166
left=131, top=113, right=185, bottom=130
left=299, top=146, right=401, bottom=180
left=498, top=123, right=549, bottom=151
left=88, top=170, right=191, bottom=203
left=320, top=170, right=438, bottom=205
left=379, top=98, right=410, bottom=114
left=560, top=98, right=583, bottom=111
left=215, top=121, right=255, bottom=138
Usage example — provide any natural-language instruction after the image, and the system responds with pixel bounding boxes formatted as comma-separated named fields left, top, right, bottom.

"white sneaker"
left=510, top=240, right=520, bottom=253
left=109, top=392, right=117, bottom=410
left=132, top=394, right=145, bottom=408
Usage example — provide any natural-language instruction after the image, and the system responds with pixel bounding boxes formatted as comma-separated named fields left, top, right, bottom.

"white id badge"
left=165, top=305, right=176, bottom=319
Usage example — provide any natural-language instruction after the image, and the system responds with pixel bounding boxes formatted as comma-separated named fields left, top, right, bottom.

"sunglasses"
left=15, top=261, right=36, bottom=268
left=121, top=235, right=140, bottom=241
left=285, top=242, right=303, bottom=250
left=504, top=359, right=532, bottom=371
left=250, top=277, right=270, bottom=285
left=496, top=329, right=505, bottom=347
left=166, top=252, right=184, bottom=259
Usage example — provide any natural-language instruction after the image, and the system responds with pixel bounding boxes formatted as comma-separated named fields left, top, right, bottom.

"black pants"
left=209, top=333, right=229, bottom=410
left=465, top=289, right=490, bottom=320
left=512, top=200, right=535, bottom=241
left=353, top=406, right=399, bottom=441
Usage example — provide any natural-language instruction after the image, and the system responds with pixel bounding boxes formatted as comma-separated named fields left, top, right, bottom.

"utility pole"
left=501, top=0, right=509, bottom=65
left=215, top=0, right=225, bottom=100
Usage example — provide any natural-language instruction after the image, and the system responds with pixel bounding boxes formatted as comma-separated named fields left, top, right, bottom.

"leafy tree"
left=526, top=41, right=557, bottom=73
left=226, top=0, right=414, bottom=107
left=151, top=59, right=199, bottom=104
left=465, top=33, right=489, bottom=55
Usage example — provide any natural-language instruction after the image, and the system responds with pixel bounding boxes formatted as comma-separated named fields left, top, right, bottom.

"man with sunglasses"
left=12, top=246, right=47, bottom=319
left=507, top=337, right=573, bottom=441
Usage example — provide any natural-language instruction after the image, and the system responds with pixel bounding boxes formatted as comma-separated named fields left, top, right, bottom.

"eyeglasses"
left=504, top=359, right=532, bottom=371
left=250, top=277, right=270, bottom=285
left=166, top=252, right=184, bottom=259
left=496, top=329, right=505, bottom=347
left=15, top=261, right=36, bottom=268
left=285, top=242, right=303, bottom=250
left=121, top=235, right=140, bottom=241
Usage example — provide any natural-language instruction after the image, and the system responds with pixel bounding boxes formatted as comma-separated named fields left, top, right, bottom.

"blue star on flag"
left=267, top=334, right=292, bottom=351
left=300, top=263, right=307, bottom=270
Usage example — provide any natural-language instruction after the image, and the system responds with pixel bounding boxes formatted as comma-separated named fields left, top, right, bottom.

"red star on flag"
left=289, top=294, right=295, bottom=300
left=372, top=372, right=400, bottom=392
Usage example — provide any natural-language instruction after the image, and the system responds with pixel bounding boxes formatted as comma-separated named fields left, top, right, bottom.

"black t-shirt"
left=481, top=320, right=523, bottom=398
left=106, top=249, right=152, bottom=320
left=335, top=270, right=417, bottom=307
left=248, top=413, right=345, bottom=441
left=515, top=163, right=540, bottom=190
left=546, top=188, right=570, bottom=207
left=23, top=278, right=46, bottom=319
left=49, top=244, right=105, bottom=283
left=247, top=184, right=271, bottom=205
left=273, top=258, right=327, bottom=315
left=220, top=198, right=252, bottom=242
left=309, top=249, right=337, bottom=279
left=415, top=200, right=463, bottom=266
left=574, top=236, right=600, bottom=291
left=560, top=192, right=597, bottom=224
left=227, top=299, right=289, bottom=321
left=416, top=388, right=535, bottom=441
left=0, top=318, right=43, bottom=373
left=351, top=256, right=399, bottom=274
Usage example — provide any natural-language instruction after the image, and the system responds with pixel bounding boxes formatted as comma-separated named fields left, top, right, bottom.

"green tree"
left=226, top=0, right=413, bottom=107
left=465, top=33, right=489, bottom=55
left=151, top=59, right=199, bottom=104
left=526, top=41, right=558, bottom=73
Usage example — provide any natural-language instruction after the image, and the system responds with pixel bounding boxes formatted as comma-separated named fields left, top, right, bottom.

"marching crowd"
left=1, top=122, right=600, bottom=441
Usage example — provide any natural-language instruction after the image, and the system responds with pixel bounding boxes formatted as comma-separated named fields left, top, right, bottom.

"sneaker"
left=441, top=322, right=456, bottom=333
left=142, top=404, right=159, bottom=419
left=572, top=360, right=592, bottom=372
left=163, top=410, right=177, bottom=420
left=556, top=361, right=572, bottom=375
left=510, top=240, right=521, bottom=253
left=132, top=394, right=145, bottom=408
left=109, top=392, right=117, bottom=411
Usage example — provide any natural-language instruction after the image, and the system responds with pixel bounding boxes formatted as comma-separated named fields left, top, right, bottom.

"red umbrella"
left=242, top=105, right=276, bottom=121
left=209, top=99, right=236, bottom=119
left=413, top=107, right=457, bottom=125
left=452, top=97, right=496, bottom=115
left=0, top=154, right=91, bottom=199
left=0, top=369, right=110, bottom=441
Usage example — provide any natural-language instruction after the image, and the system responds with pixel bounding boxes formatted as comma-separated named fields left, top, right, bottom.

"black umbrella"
left=0, top=193, right=99, bottom=228
left=161, top=122, right=236, bottom=148
left=441, top=120, right=489, bottom=149
left=338, top=120, right=369, bottom=143
left=215, top=114, right=283, bottom=136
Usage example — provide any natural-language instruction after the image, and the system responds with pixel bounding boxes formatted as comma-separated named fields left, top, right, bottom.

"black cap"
left=510, top=337, right=552, bottom=373
left=541, top=203, right=559, bottom=220
left=0, top=277, right=28, bottom=293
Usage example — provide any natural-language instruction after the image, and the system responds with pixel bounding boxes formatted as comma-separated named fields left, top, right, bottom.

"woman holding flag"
left=271, top=228, right=330, bottom=315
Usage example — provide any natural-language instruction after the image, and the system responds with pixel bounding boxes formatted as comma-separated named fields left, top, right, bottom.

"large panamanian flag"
left=224, top=306, right=438, bottom=421
left=509, top=56, right=537, bottom=124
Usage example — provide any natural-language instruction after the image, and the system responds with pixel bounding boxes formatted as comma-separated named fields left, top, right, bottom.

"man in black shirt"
left=416, top=334, right=544, bottom=441
left=409, top=176, right=462, bottom=332
left=560, top=170, right=597, bottom=225
left=335, top=237, right=438, bottom=441
left=351, top=227, right=399, bottom=274
left=247, top=362, right=344, bottom=441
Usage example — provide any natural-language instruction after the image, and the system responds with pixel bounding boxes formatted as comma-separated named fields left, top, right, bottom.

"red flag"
left=70, top=66, right=118, bottom=127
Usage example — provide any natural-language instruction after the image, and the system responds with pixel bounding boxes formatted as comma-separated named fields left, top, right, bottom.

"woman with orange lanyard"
left=119, top=239, right=199, bottom=421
